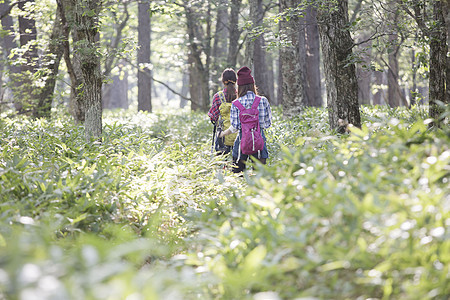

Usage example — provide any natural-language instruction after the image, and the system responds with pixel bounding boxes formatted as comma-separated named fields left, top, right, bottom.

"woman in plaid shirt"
left=219, top=66, right=272, bottom=173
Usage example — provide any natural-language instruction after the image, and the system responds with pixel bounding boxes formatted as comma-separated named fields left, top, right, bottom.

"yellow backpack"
left=218, top=91, right=237, bottom=146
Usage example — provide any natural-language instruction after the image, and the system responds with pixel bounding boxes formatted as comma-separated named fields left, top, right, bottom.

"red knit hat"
left=237, top=66, right=255, bottom=86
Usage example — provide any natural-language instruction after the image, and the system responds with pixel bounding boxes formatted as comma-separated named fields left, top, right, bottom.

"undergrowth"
left=0, top=106, right=448, bottom=299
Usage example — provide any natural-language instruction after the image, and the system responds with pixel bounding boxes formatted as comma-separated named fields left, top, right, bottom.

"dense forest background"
left=0, top=0, right=449, bottom=299
left=0, top=0, right=448, bottom=126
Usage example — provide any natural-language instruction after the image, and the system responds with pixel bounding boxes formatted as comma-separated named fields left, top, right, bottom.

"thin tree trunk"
left=33, top=5, right=66, bottom=118
left=387, top=31, right=401, bottom=107
left=185, top=2, right=210, bottom=112
left=227, top=0, right=241, bottom=69
left=317, top=0, right=361, bottom=132
left=305, top=4, right=322, bottom=107
left=17, top=0, right=38, bottom=113
left=410, top=44, right=417, bottom=106
left=429, top=0, right=447, bottom=127
left=103, top=67, right=128, bottom=109
left=74, top=0, right=103, bottom=140
left=60, top=0, right=85, bottom=123
left=280, top=0, right=305, bottom=117
left=180, top=68, right=189, bottom=108
left=0, top=0, right=21, bottom=104
left=138, top=0, right=152, bottom=112
left=372, top=70, right=383, bottom=105
left=356, top=33, right=371, bottom=105
left=212, top=0, right=228, bottom=77
left=248, top=0, right=272, bottom=101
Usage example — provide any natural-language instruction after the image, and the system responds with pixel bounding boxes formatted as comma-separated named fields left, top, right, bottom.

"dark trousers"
left=232, top=155, right=266, bottom=173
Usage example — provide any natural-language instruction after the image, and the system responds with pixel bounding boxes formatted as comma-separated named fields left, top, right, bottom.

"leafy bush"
left=0, top=106, right=448, bottom=299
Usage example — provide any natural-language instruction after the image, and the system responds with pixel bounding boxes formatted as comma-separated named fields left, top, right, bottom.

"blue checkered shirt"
left=230, top=91, right=272, bottom=131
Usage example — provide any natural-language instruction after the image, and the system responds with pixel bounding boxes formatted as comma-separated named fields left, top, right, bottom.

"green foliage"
left=0, top=106, right=448, bottom=299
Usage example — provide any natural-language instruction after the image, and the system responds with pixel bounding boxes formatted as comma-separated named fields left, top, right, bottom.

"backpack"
left=233, top=96, right=264, bottom=155
left=219, top=102, right=237, bottom=146
left=214, top=91, right=233, bottom=154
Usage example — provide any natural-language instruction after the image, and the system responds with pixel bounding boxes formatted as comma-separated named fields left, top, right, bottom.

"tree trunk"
left=17, top=0, right=38, bottom=113
left=410, top=44, right=417, bottom=106
left=445, top=1, right=450, bottom=106
left=227, top=0, right=241, bottom=69
left=317, top=0, right=361, bottom=132
left=387, top=31, right=402, bottom=107
left=138, top=0, right=152, bottom=112
left=180, top=69, right=189, bottom=108
left=280, top=0, right=305, bottom=117
left=429, top=0, right=447, bottom=127
left=33, top=4, right=66, bottom=118
left=372, top=70, right=384, bottom=105
left=212, top=0, right=229, bottom=79
left=0, top=0, right=21, bottom=104
left=356, top=33, right=371, bottom=105
left=185, top=2, right=210, bottom=112
left=266, top=51, right=275, bottom=104
left=103, top=66, right=128, bottom=109
left=59, top=0, right=85, bottom=123
left=74, top=0, right=103, bottom=140
left=247, top=0, right=273, bottom=102
left=304, top=4, right=322, bottom=107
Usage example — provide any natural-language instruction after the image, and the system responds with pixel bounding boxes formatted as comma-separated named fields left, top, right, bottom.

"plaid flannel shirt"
left=208, top=89, right=227, bottom=123
left=230, top=91, right=272, bottom=131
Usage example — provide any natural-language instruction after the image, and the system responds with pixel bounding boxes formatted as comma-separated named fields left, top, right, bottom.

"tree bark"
left=212, top=0, right=228, bottom=76
left=103, top=67, right=128, bottom=109
left=227, top=0, right=241, bottom=69
left=16, top=0, right=38, bottom=113
left=73, top=0, right=103, bottom=140
left=185, top=1, right=210, bottom=112
left=0, top=0, right=21, bottom=104
left=356, top=33, right=371, bottom=105
left=280, top=0, right=305, bottom=117
left=429, top=0, right=448, bottom=127
left=138, top=0, right=152, bottom=112
left=247, top=0, right=273, bottom=102
left=317, top=0, right=361, bottom=132
left=33, top=4, right=66, bottom=118
left=58, top=0, right=85, bottom=123
left=387, top=13, right=403, bottom=107
left=180, top=69, right=189, bottom=108
left=304, top=4, right=322, bottom=107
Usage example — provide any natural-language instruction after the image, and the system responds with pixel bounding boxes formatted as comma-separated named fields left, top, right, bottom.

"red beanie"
left=237, top=66, right=255, bottom=86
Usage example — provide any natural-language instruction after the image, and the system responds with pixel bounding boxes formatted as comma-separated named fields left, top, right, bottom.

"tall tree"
left=304, top=4, right=322, bottom=107
left=401, top=0, right=449, bottom=127
left=212, top=0, right=229, bottom=79
left=317, top=0, right=361, bottom=132
left=33, top=4, right=66, bottom=118
left=73, top=0, right=103, bottom=140
left=247, top=0, right=273, bottom=102
left=16, top=0, right=38, bottom=113
left=0, top=0, right=21, bottom=105
left=386, top=2, right=407, bottom=107
left=184, top=0, right=211, bottom=112
left=138, top=0, right=152, bottom=112
left=280, top=0, right=306, bottom=117
left=428, top=0, right=447, bottom=126
left=227, top=0, right=242, bottom=69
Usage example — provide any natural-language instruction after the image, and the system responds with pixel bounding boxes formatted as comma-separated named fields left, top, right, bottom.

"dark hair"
left=221, top=68, right=237, bottom=103
left=238, top=83, right=257, bottom=98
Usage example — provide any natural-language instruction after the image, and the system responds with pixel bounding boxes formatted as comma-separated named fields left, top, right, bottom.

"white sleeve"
left=228, top=126, right=238, bottom=133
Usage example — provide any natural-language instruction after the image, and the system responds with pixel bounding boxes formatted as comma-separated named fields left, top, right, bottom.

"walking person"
left=219, top=66, right=272, bottom=173
left=208, top=68, right=238, bottom=155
